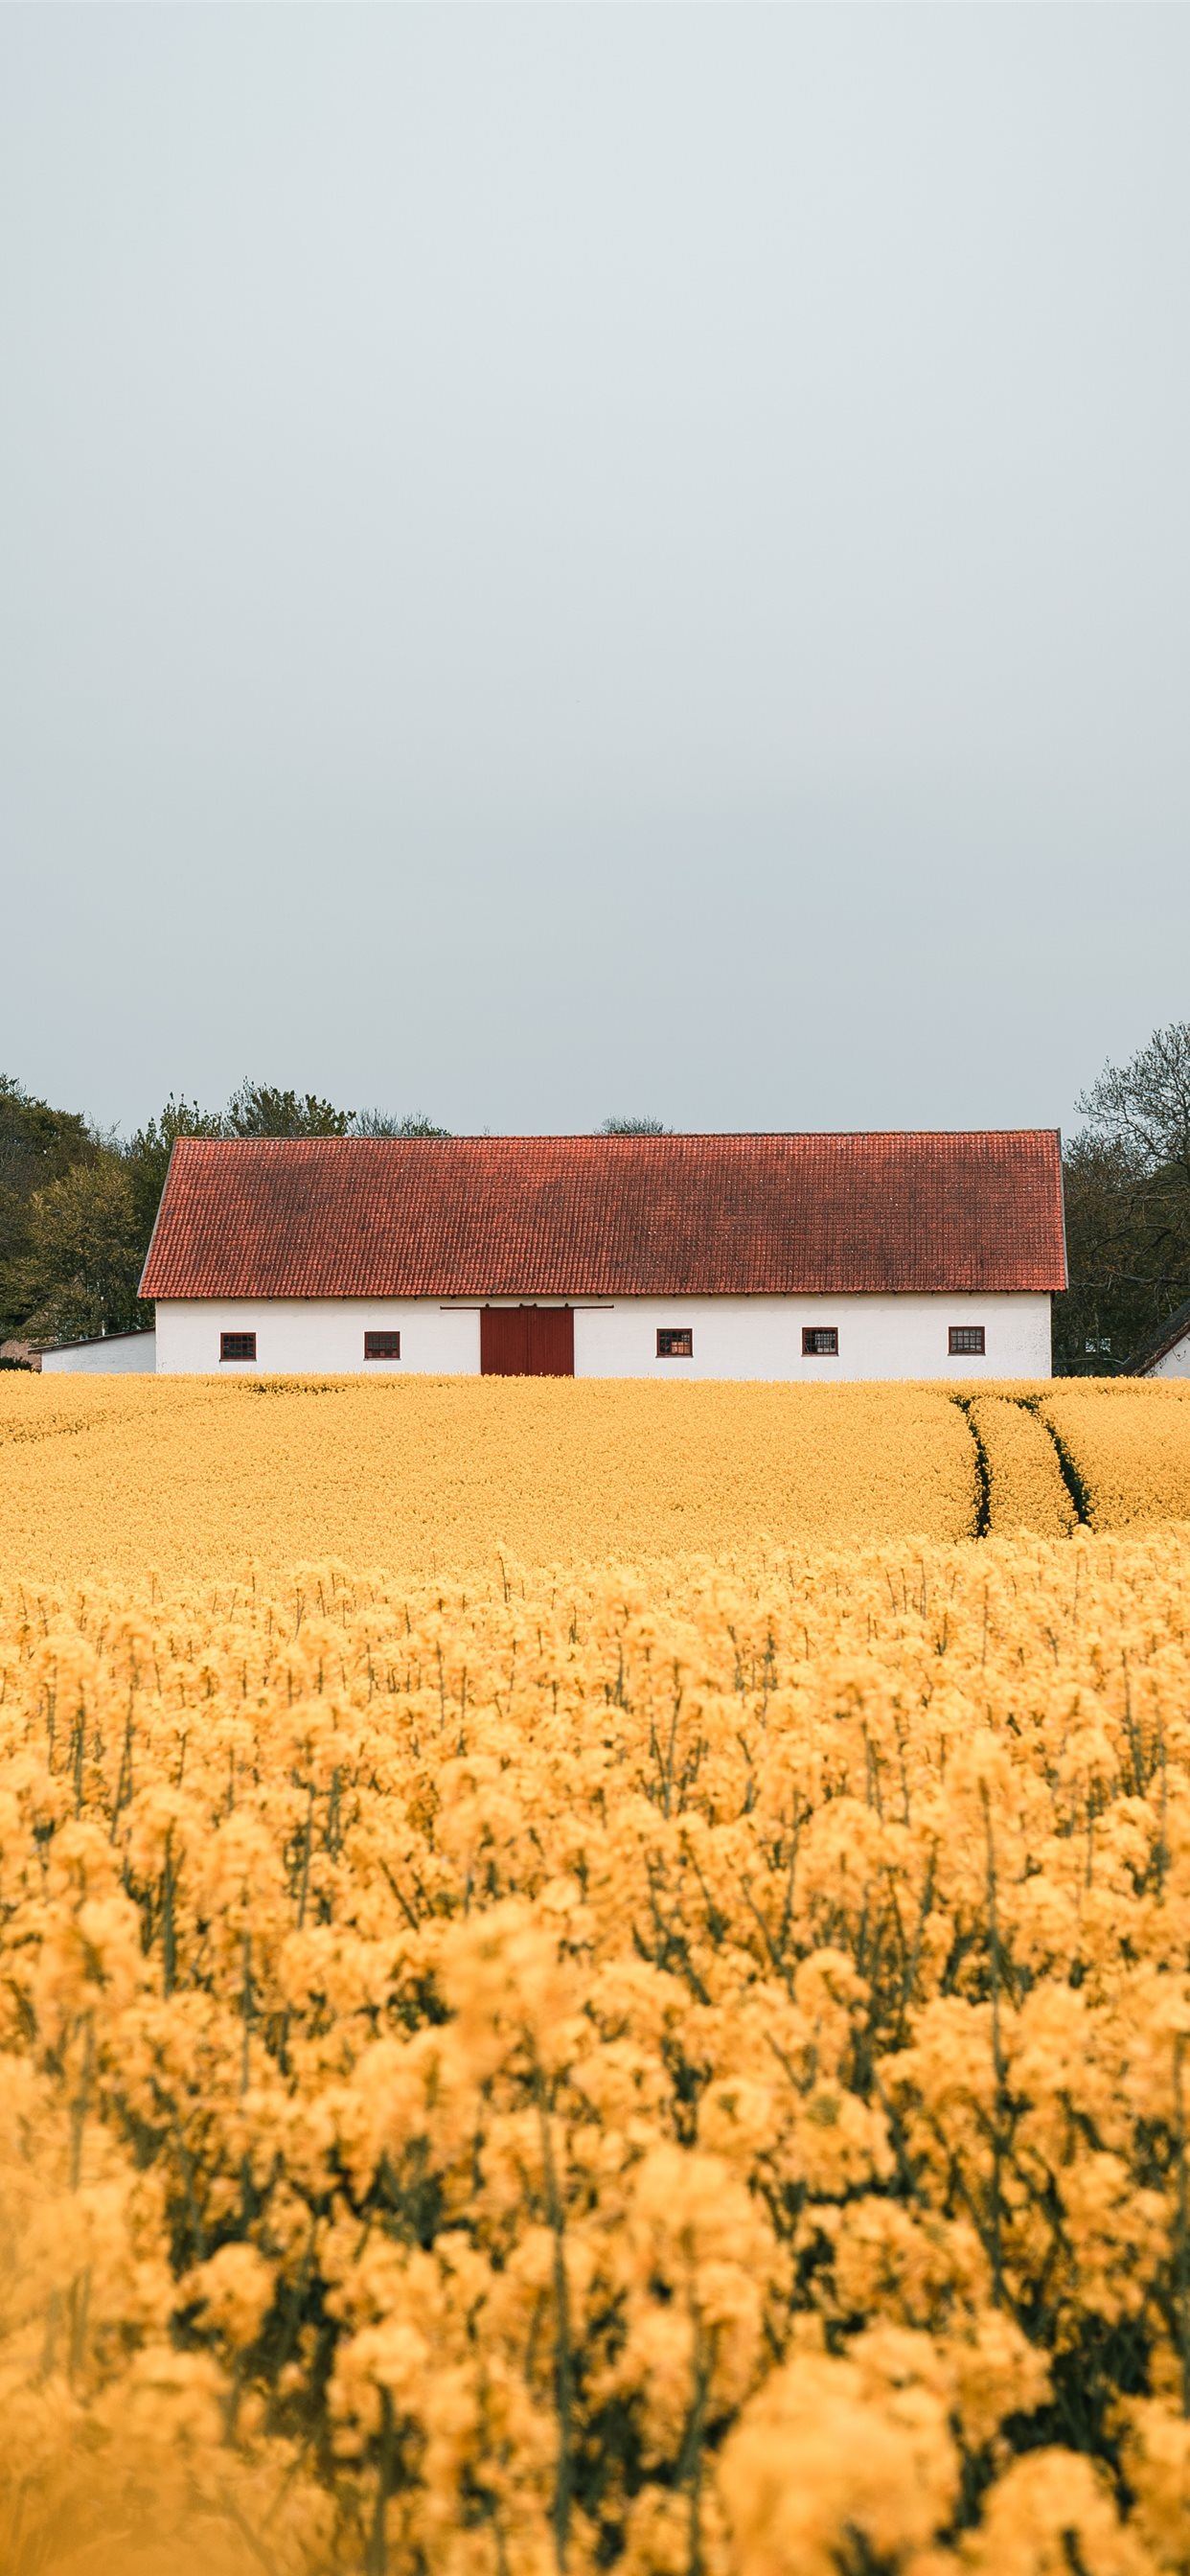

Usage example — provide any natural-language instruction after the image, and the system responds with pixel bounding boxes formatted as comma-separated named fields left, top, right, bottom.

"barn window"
left=657, top=1328, right=693, bottom=1358
left=219, top=1332, right=257, bottom=1363
left=364, top=1330, right=401, bottom=1360
left=802, top=1327, right=838, bottom=1356
left=949, top=1325, right=986, bottom=1357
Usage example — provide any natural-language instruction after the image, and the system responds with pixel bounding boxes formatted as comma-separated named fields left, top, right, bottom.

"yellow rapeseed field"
left=4, top=1373, right=1190, bottom=2573
left=1036, top=1381, right=1190, bottom=1532
left=962, top=1393, right=1078, bottom=1538
left=2, top=1373, right=1190, bottom=1587
left=1, top=1375, right=982, bottom=1587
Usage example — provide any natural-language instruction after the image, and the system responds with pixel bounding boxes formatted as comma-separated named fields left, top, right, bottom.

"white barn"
left=135, top=1129, right=1066, bottom=1381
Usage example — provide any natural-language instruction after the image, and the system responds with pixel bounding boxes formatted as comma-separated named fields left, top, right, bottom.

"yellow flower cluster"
left=4, top=1525, right=1190, bottom=2572
left=3, top=1374, right=1189, bottom=1589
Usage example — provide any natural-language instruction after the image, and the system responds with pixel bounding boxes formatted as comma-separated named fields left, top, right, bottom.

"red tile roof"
left=139, top=1132, right=1066, bottom=1300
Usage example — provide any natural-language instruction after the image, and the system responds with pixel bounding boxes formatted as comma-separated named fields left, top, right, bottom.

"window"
left=949, top=1325, right=986, bottom=1357
left=364, top=1330, right=401, bottom=1360
left=219, top=1331, right=257, bottom=1363
left=657, top=1327, right=693, bottom=1358
left=802, top=1327, right=838, bottom=1356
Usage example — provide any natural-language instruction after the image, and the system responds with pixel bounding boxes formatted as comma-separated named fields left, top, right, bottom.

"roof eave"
left=1125, top=1298, right=1190, bottom=1375
left=137, top=1136, right=186, bottom=1300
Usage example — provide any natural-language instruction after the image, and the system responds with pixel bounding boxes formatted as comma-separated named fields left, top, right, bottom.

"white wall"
left=1150, top=1331, right=1190, bottom=1380
left=153, top=1295, right=1051, bottom=1380
left=575, top=1295, right=1050, bottom=1379
left=155, top=1300, right=479, bottom=1374
left=42, top=1330, right=157, bottom=1375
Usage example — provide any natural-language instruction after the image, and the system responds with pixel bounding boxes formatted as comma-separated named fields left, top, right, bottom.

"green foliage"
left=224, top=1081, right=352, bottom=1138
left=350, top=1109, right=453, bottom=1138
left=0, top=1076, right=100, bottom=1338
left=599, top=1116, right=671, bottom=1136
left=0, top=1071, right=459, bottom=1345
left=19, top=1156, right=144, bottom=1346
left=123, top=1094, right=226, bottom=1244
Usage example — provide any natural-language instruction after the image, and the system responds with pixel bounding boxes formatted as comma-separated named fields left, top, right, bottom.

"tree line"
left=0, top=1086, right=672, bottom=1351
left=0, top=1083, right=452, bottom=1349
left=2, top=1035, right=1186, bottom=1366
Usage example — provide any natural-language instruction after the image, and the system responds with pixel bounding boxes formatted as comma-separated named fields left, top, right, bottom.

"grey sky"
left=2, top=6, right=1188, bottom=1142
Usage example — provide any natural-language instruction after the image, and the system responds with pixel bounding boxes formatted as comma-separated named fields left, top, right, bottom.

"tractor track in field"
left=950, top=1391, right=1091, bottom=1538
left=1018, top=1393, right=1092, bottom=1527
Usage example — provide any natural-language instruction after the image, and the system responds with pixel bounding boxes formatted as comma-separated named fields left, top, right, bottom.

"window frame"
left=802, top=1326, right=839, bottom=1357
left=363, top=1329, right=401, bottom=1362
left=656, top=1327, right=694, bottom=1359
left=219, top=1331, right=258, bottom=1364
left=948, top=1324, right=987, bottom=1358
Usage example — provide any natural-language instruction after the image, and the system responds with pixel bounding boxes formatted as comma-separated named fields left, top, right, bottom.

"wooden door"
left=525, top=1305, right=574, bottom=1375
left=480, top=1306, right=574, bottom=1376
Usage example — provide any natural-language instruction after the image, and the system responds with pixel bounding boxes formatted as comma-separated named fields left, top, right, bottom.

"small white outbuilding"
left=40, top=1328, right=157, bottom=1375
left=1129, top=1301, right=1190, bottom=1380
left=132, top=1128, right=1067, bottom=1382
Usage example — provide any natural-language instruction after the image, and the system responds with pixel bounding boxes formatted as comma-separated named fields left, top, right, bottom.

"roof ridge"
left=175, top=1126, right=1062, bottom=1146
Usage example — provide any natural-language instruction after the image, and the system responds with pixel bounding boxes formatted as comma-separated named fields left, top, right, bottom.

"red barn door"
left=525, top=1306, right=574, bottom=1375
left=480, top=1306, right=574, bottom=1376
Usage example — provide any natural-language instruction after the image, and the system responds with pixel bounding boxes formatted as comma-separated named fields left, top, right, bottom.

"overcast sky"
left=2, top=7, right=1188, bottom=1141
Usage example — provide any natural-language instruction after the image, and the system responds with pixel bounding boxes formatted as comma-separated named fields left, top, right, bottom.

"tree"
left=599, top=1116, right=672, bottom=1136
left=1076, top=1022, right=1190, bottom=1184
left=350, top=1110, right=452, bottom=1138
left=1055, top=1022, right=1190, bottom=1373
left=224, top=1082, right=352, bottom=1138
left=20, top=1157, right=144, bottom=1346
left=122, top=1094, right=226, bottom=1243
left=0, top=1070, right=447, bottom=1346
left=0, top=1075, right=99, bottom=1338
